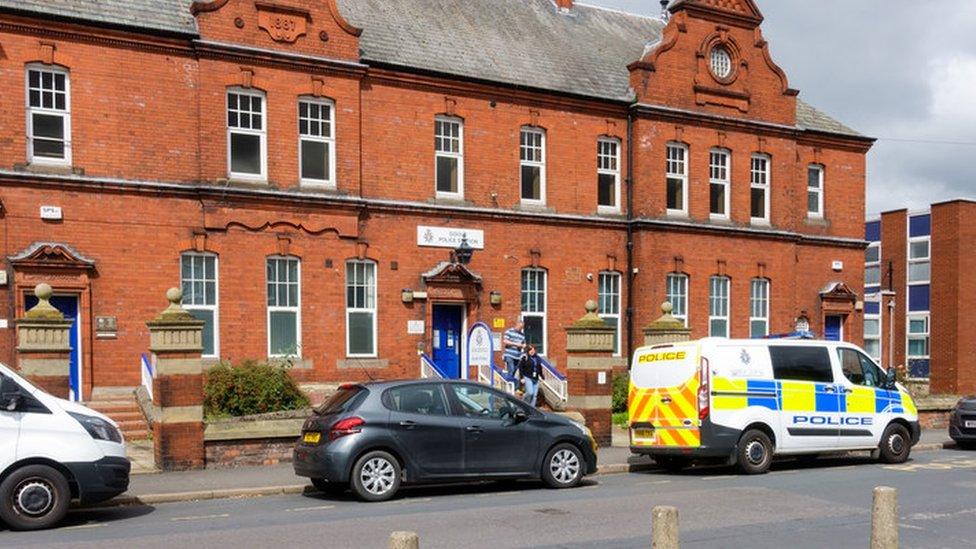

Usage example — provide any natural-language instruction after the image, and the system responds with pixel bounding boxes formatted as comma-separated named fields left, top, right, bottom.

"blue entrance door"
left=432, top=304, right=464, bottom=379
left=824, top=315, right=843, bottom=341
left=25, top=294, right=82, bottom=401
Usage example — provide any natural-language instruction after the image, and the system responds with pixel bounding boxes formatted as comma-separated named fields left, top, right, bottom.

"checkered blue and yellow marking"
left=711, top=377, right=914, bottom=416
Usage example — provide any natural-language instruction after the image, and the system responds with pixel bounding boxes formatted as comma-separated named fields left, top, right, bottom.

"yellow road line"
left=171, top=513, right=230, bottom=522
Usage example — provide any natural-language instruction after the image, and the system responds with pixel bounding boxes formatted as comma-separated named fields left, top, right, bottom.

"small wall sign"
left=40, top=205, right=63, bottom=220
left=492, top=317, right=505, bottom=329
left=95, top=316, right=118, bottom=338
left=407, top=320, right=425, bottom=334
left=417, top=226, right=485, bottom=249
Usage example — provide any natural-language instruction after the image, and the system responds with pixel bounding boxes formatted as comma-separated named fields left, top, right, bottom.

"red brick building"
left=864, top=199, right=976, bottom=394
left=0, top=0, right=874, bottom=402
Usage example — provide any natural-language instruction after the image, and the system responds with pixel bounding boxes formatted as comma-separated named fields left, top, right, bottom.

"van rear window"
left=769, top=346, right=833, bottom=383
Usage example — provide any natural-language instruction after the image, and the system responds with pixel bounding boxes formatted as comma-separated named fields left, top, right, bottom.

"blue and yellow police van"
left=629, top=338, right=920, bottom=474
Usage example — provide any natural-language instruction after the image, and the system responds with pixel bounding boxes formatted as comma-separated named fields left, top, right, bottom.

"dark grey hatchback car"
left=293, top=379, right=598, bottom=501
left=949, top=395, right=976, bottom=449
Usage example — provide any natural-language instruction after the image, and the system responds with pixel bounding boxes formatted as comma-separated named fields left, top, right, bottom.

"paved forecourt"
left=3, top=448, right=975, bottom=548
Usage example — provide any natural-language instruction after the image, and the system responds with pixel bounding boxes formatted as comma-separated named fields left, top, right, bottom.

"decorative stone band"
left=147, top=324, right=204, bottom=353
left=17, top=358, right=69, bottom=377
left=15, top=321, right=72, bottom=352
left=567, top=357, right=626, bottom=370
left=156, top=405, right=204, bottom=424
left=154, top=358, right=204, bottom=377
left=565, top=329, right=616, bottom=353
left=567, top=395, right=612, bottom=409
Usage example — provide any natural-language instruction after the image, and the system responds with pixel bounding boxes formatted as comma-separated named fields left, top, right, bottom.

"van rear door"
left=629, top=345, right=701, bottom=448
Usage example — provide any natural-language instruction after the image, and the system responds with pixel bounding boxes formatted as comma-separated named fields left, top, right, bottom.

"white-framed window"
left=598, top=272, right=622, bottom=356
left=666, top=143, right=688, bottom=215
left=227, top=88, right=267, bottom=180
left=521, top=268, right=547, bottom=355
left=749, top=278, right=770, bottom=338
left=346, top=260, right=377, bottom=357
left=267, top=257, right=301, bottom=357
left=181, top=253, right=219, bottom=358
left=709, top=149, right=730, bottom=219
left=298, top=97, right=335, bottom=187
left=864, top=294, right=882, bottom=361
left=666, top=273, right=689, bottom=326
left=865, top=242, right=881, bottom=286
left=710, top=46, right=733, bottom=79
left=907, top=314, right=929, bottom=362
left=26, top=65, right=71, bottom=165
left=435, top=116, right=464, bottom=198
left=807, top=164, right=824, bottom=218
left=908, top=236, right=931, bottom=284
left=709, top=276, right=730, bottom=337
left=750, top=154, right=770, bottom=224
left=520, top=127, right=546, bottom=204
left=597, top=138, right=621, bottom=213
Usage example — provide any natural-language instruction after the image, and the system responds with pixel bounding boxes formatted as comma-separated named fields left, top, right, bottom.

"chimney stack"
left=660, top=0, right=671, bottom=21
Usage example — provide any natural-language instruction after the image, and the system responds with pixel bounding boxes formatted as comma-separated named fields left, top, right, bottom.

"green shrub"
left=204, top=360, right=310, bottom=419
left=612, top=373, right=629, bottom=414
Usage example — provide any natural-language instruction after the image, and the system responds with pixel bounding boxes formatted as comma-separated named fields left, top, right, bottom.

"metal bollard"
left=389, top=531, right=419, bottom=549
left=652, top=505, right=679, bottom=549
left=871, top=486, right=898, bottom=549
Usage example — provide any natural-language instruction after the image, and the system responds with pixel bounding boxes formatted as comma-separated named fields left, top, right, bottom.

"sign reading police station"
left=417, top=226, right=485, bottom=249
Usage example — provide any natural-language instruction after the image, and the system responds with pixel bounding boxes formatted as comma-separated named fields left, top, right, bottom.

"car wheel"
left=654, top=456, right=689, bottom=473
left=542, top=443, right=584, bottom=489
left=311, top=478, right=346, bottom=495
left=958, top=441, right=976, bottom=451
left=736, top=429, right=773, bottom=475
left=350, top=451, right=401, bottom=502
left=879, top=424, right=911, bottom=464
left=0, top=465, right=71, bottom=531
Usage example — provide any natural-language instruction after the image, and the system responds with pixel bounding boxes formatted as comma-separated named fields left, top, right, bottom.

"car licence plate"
left=633, top=429, right=655, bottom=442
left=303, top=432, right=321, bottom=444
left=965, top=421, right=976, bottom=429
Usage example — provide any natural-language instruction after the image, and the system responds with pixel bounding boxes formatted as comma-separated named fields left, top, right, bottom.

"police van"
left=629, top=339, right=920, bottom=474
left=0, top=363, right=130, bottom=530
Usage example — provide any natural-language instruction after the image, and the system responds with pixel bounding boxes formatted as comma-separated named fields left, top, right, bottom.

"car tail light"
left=329, top=417, right=365, bottom=441
left=698, top=356, right=710, bottom=421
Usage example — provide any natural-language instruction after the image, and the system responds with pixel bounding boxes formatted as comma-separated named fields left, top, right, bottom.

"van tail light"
left=329, top=417, right=365, bottom=441
left=698, top=357, right=710, bottom=421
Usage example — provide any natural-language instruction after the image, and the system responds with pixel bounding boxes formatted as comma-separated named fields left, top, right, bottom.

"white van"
left=629, top=339, right=920, bottom=474
left=0, top=362, right=130, bottom=530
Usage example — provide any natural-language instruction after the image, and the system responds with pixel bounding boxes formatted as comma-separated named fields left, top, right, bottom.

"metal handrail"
left=419, top=353, right=447, bottom=379
left=538, top=355, right=567, bottom=403
left=140, top=353, right=154, bottom=402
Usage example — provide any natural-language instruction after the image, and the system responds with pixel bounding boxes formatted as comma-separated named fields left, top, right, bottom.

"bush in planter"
left=612, top=373, right=629, bottom=414
left=204, top=359, right=310, bottom=419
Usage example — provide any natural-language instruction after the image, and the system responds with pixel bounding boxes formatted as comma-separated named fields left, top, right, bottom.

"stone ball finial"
left=661, top=301, right=673, bottom=315
left=584, top=299, right=598, bottom=314
left=34, top=283, right=53, bottom=301
left=166, top=287, right=183, bottom=306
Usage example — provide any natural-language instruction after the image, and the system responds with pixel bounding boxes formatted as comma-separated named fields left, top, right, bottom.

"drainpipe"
left=625, top=109, right=635, bottom=367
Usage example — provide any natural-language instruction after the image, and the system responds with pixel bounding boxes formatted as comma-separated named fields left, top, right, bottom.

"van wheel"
left=879, top=424, right=911, bottom=464
left=0, top=465, right=71, bottom=531
left=736, top=430, right=773, bottom=475
left=542, top=443, right=584, bottom=489
left=350, top=451, right=401, bottom=502
left=655, top=456, right=689, bottom=473
left=311, top=478, right=346, bottom=495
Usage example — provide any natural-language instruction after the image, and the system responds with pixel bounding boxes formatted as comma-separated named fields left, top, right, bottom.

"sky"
left=585, top=0, right=976, bottom=216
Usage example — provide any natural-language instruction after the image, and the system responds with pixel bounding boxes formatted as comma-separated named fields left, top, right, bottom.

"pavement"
left=110, top=429, right=955, bottom=506
left=8, top=446, right=976, bottom=548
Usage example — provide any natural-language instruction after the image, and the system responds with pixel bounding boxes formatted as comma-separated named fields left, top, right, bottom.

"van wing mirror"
left=884, top=368, right=898, bottom=389
left=1, top=391, right=22, bottom=412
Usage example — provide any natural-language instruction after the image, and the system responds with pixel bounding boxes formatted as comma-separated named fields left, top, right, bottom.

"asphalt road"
left=4, top=448, right=976, bottom=548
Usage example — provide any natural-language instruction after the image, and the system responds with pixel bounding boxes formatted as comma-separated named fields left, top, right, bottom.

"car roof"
left=349, top=378, right=490, bottom=390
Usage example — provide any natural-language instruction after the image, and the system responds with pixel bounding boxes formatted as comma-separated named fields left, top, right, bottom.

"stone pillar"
left=643, top=302, right=692, bottom=347
left=564, top=300, right=620, bottom=447
left=147, top=287, right=206, bottom=470
left=14, top=284, right=73, bottom=399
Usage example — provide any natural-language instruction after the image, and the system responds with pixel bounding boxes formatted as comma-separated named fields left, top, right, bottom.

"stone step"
left=86, top=401, right=141, bottom=412
left=102, top=410, right=145, bottom=422
left=123, top=429, right=151, bottom=441
left=117, top=418, right=149, bottom=431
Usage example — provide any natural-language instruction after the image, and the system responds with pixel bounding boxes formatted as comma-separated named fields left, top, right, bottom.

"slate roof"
left=0, top=0, right=864, bottom=138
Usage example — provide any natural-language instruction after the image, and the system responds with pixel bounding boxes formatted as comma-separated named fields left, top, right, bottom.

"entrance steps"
left=87, top=388, right=151, bottom=441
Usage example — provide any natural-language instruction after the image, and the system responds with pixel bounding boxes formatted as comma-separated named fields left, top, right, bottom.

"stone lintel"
left=567, top=395, right=612, bottom=409
left=157, top=405, right=204, bottom=424
left=17, top=358, right=69, bottom=377
left=154, top=358, right=205, bottom=377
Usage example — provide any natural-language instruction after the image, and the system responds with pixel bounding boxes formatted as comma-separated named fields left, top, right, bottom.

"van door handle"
left=824, top=386, right=836, bottom=393
left=399, top=421, right=417, bottom=429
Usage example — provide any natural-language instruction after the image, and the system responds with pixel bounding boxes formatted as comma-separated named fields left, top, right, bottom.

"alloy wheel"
left=360, top=457, right=396, bottom=496
left=549, top=449, right=581, bottom=484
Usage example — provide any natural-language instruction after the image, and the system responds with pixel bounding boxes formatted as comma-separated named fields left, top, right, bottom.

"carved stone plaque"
left=256, top=3, right=309, bottom=43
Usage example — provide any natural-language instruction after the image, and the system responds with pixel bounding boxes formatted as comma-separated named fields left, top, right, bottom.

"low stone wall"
left=204, top=409, right=310, bottom=468
left=916, top=394, right=959, bottom=430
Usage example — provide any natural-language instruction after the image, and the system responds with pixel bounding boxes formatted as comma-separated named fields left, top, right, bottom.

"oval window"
left=710, top=46, right=733, bottom=79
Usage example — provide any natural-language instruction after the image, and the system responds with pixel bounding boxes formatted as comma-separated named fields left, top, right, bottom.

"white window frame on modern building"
left=346, top=259, right=378, bottom=358
left=749, top=278, right=770, bottom=338
left=26, top=64, right=71, bottom=166
left=863, top=293, right=883, bottom=361
left=521, top=268, right=548, bottom=355
left=807, top=164, right=824, bottom=219
left=597, top=137, right=621, bottom=213
left=180, top=252, right=219, bottom=358
left=266, top=256, right=301, bottom=358
left=598, top=271, right=622, bottom=356
left=666, top=142, right=689, bottom=216
left=666, top=273, right=689, bottom=326
left=227, top=88, right=267, bottom=181
left=750, top=154, right=771, bottom=225
left=520, top=127, right=547, bottom=205
left=709, top=276, right=730, bottom=337
left=298, top=96, right=336, bottom=188
left=907, top=235, right=931, bottom=284
left=906, top=313, right=930, bottom=377
left=434, top=116, right=464, bottom=199
left=865, top=241, right=882, bottom=287
left=709, top=149, right=731, bottom=220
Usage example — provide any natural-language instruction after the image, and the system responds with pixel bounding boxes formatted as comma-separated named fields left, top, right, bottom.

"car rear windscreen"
left=314, top=386, right=366, bottom=415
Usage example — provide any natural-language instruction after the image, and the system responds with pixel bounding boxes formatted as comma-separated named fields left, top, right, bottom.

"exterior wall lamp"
left=454, top=233, right=474, bottom=265
left=489, top=291, right=502, bottom=306
left=401, top=289, right=414, bottom=303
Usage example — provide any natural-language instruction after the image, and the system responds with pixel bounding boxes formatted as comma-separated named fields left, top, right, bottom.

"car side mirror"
left=1, top=391, right=22, bottom=412
left=513, top=410, right=528, bottom=424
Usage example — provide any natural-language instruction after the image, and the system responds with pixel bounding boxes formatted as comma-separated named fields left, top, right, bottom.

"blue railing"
left=419, top=352, right=451, bottom=379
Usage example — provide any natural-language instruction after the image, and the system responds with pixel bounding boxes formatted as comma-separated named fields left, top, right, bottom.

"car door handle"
left=824, top=386, right=836, bottom=393
left=399, top=421, right=417, bottom=429
left=465, top=426, right=483, bottom=433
